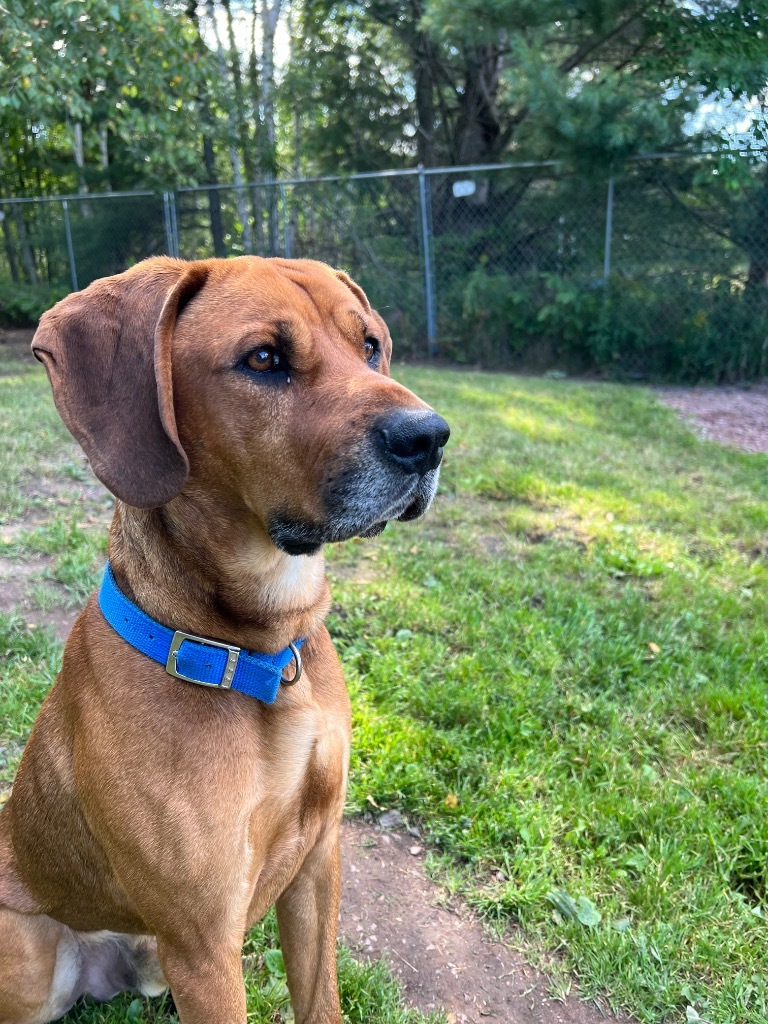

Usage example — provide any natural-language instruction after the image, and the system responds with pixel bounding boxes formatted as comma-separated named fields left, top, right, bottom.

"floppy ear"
left=32, top=259, right=209, bottom=509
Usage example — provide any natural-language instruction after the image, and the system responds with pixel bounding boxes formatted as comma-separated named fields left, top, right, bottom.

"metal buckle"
left=165, top=630, right=240, bottom=689
left=281, top=642, right=303, bottom=686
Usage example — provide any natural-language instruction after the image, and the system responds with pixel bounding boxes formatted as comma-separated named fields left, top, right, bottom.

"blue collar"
left=98, top=563, right=303, bottom=703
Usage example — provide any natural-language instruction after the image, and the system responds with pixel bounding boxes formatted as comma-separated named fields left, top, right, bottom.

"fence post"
left=169, top=191, right=180, bottom=257
left=280, top=183, right=291, bottom=258
left=603, top=176, right=615, bottom=284
left=162, top=192, right=173, bottom=255
left=61, top=199, right=78, bottom=292
left=418, top=169, right=437, bottom=357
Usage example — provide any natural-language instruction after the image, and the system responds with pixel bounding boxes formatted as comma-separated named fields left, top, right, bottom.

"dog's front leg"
left=276, top=826, right=343, bottom=1024
left=157, top=939, right=246, bottom=1024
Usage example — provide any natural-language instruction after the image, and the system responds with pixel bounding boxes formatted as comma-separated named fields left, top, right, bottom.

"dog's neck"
left=106, top=494, right=330, bottom=653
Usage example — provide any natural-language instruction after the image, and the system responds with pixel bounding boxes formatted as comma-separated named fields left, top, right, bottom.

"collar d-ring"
left=281, top=642, right=303, bottom=686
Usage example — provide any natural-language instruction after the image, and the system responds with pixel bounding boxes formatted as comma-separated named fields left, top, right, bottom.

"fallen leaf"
left=366, top=794, right=382, bottom=809
left=444, top=793, right=459, bottom=809
left=648, top=642, right=660, bottom=656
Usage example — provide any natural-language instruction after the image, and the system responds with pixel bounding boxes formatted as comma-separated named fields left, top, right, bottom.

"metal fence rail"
left=2, top=156, right=767, bottom=381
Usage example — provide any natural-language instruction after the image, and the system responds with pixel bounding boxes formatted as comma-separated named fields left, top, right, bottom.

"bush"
left=438, top=266, right=768, bottom=382
left=0, top=279, right=67, bottom=327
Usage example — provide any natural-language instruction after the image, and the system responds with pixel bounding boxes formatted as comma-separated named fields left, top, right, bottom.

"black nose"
left=375, top=409, right=450, bottom=475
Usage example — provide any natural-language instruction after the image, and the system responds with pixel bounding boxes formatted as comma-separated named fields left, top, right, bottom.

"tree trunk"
left=98, top=125, right=112, bottom=191
left=203, top=136, right=226, bottom=257
left=65, top=112, right=91, bottom=219
left=261, top=0, right=281, bottom=176
left=456, top=45, right=503, bottom=165
left=13, top=205, right=38, bottom=284
left=249, top=0, right=265, bottom=250
left=72, top=120, right=87, bottom=193
left=1, top=209, right=20, bottom=283
left=223, top=0, right=258, bottom=185
left=414, top=32, right=436, bottom=168
left=0, top=147, right=21, bottom=282
left=184, top=1, right=227, bottom=258
left=288, top=1, right=300, bottom=253
left=208, top=0, right=253, bottom=253
left=261, top=0, right=282, bottom=252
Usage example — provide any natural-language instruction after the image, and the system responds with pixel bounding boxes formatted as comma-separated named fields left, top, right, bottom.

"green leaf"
left=547, top=889, right=579, bottom=921
left=264, top=947, right=286, bottom=977
left=576, top=895, right=602, bottom=928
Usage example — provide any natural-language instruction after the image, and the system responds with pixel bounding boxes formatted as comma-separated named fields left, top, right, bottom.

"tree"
left=282, top=4, right=414, bottom=174
left=0, top=0, right=213, bottom=194
left=297, top=0, right=768, bottom=168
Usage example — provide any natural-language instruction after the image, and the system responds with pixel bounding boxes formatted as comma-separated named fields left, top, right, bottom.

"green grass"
left=2, top=360, right=768, bottom=1022
left=328, top=369, right=768, bottom=1024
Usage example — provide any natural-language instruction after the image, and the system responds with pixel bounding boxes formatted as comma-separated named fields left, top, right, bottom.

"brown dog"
left=0, top=256, right=449, bottom=1024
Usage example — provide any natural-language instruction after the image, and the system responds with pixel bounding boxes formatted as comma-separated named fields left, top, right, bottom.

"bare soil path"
left=658, top=381, right=768, bottom=453
left=340, top=819, right=614, bottom=1023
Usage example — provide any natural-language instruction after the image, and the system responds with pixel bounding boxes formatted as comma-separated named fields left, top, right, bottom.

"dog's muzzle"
left=269, top=408, right=450, bottom=555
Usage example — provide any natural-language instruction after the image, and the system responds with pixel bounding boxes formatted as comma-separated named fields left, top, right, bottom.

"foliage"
left=280, top=4, right=414, bottom=174
left=415, top=155, right=768, bottom=382
left=0, top=1, right=211, bottom=190
left=0, top=2, right=767, bottom=378
left=443, top=266, right=768, bottom=382
left=0, top=278, right=67, bottom=326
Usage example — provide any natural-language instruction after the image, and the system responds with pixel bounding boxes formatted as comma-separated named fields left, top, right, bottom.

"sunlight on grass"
left=330, top=365, right=768, bottom=1024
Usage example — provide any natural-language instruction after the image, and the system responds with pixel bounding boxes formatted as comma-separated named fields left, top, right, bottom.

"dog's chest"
left=238, top=704, right=349, bottom=923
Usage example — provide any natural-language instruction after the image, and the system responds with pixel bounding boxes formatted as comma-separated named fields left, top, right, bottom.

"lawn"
left=2, top=356, right=768, bottom=1023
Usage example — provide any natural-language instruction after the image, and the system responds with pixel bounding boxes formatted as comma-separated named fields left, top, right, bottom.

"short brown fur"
left=0, top=257, right=446, bottom=1023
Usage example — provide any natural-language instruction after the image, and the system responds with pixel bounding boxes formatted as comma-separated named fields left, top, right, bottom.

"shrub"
left=0, top=279, right=67, bottom=327
left=438, top=266, right=768, bottom=382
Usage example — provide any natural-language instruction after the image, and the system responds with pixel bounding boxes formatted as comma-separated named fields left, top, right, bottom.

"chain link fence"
left=2, top=156, right=767, bottom=381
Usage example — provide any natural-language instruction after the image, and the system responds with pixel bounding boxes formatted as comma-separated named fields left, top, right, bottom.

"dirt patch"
left=340, top=820, right=619, bottom=1024
left=0, top=327, right=35, bottom=351
left=0, top=554, right=79, bottom=636
left=0, top=328, right=36, bottom=374
left=658, top=382, right=768, bottom=453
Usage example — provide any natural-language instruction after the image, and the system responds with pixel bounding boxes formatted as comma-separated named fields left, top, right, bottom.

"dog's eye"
left=364, top=337, right=379, bottom=364
left=246, top=347, right=281, bottom=372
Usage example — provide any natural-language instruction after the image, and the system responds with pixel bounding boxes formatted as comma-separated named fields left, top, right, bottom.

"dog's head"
left=32, top=257, right=449, bottom=555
